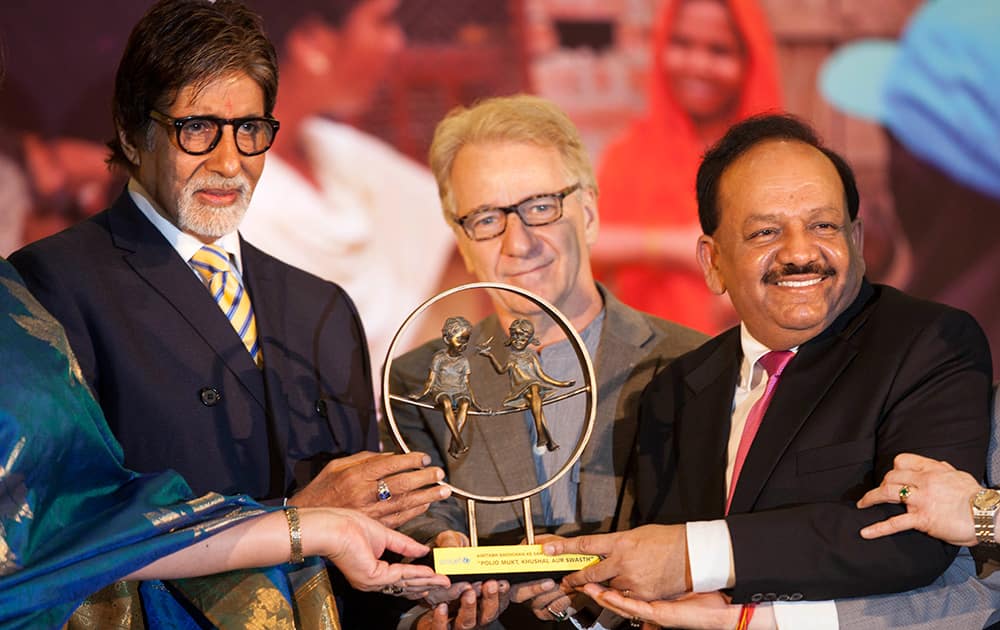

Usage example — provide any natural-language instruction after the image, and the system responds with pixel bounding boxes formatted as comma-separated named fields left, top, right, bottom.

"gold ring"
left=622, top=589, right=631, bottom=598
left=899, top=485, right=912, bottom=503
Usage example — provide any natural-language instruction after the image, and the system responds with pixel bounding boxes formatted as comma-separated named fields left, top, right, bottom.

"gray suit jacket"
left=386, top=287, right=706, bottom=547
left=835, top=385, right=1000, bottom=628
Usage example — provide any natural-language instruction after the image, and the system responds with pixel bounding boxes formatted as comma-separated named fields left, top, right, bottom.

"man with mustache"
left=547, top=113, right=992, bottom=628
left=8, top=0, right=445, bottom=556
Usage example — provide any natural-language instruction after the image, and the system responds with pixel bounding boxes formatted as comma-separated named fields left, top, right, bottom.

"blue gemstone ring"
left=377, top=479, right=392, bottom=501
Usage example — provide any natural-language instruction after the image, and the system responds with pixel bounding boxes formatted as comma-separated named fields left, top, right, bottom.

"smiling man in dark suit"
left=547, top=113, right=992, bottom=629
left=9, top=0, right=445, bottom=536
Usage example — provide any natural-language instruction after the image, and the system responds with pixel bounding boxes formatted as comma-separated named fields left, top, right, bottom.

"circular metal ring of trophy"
left=382, top=282, right=597, bottom=504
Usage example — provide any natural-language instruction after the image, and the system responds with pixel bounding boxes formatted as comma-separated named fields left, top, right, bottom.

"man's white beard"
left=176, top=173, right=252, bottom=238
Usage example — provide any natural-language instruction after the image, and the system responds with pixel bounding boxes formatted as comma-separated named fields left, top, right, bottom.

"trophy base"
left=433, top=544, right=598, bottom=583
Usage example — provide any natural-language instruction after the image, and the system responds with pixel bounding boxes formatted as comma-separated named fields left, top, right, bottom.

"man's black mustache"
left=762, top=263, right=836, bottom=284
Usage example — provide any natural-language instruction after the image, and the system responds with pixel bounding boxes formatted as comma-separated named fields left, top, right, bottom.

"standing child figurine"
left=410, top=316, right=481, bottom=458
left=478, top=319, right=574, bottom=453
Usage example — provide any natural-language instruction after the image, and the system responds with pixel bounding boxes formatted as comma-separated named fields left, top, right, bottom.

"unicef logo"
left=437, top=556, right=472, bottom=565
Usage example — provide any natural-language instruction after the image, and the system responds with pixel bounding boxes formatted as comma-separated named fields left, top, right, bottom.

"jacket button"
left=199, top=387, right=221, bottom=406
left=315, top=399, right=328, bottom=416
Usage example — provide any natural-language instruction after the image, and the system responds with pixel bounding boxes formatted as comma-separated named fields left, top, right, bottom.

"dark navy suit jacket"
left=10, top=190, right=377, bottom=500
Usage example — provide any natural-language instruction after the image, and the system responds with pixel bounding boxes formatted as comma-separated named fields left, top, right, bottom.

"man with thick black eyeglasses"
left=147, top=110, right=281, bottom=157
left=384, top=95, right=707, bottom=629
left=9, top=0, right=448, bottom=609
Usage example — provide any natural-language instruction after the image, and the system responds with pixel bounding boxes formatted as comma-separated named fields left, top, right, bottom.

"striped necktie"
left=189, top=244, right=262, bottom=367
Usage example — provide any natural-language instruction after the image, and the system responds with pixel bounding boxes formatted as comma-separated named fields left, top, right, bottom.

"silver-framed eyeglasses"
left=149, top=110, right=280, bottom=156
left=454, top=183, right=581, bottom=241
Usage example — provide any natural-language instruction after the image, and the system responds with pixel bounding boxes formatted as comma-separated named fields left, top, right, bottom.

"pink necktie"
left=726, top=350, right=794, bottom=514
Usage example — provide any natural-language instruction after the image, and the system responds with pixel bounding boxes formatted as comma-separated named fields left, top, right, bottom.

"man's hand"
left=388, top=531, right=472, bottom=601
left=509, top=577, right=576, bottom=622
left=508, top=535, right=575, bottom=622
left=545, top=524, right=692, bottom=601
left=414, top=530, right=511, bottom=626
left=857, top=453, right=982, bottom=546
left=289, top=451, right=450, bottom=529
left=579, top=586, right=772, bottom=630
left=434, top=530, right=470, bottom=548
left=417, top=581, right=511, bottom=629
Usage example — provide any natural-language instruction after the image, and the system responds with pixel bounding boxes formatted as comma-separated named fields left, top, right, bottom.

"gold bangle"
left=284, top=506, right=304, bottom=564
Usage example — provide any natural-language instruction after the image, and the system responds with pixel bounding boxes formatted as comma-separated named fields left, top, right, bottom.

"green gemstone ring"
left=898, top=485, right=912, bottom=503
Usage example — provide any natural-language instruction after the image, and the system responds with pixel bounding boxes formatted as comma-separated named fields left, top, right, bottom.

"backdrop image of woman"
left=593, top=0, right=782, bottom=334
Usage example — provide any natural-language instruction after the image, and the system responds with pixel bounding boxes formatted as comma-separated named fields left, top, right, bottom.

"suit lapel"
left=729, top=286, right=875, bottom=514
left=108, top=194, right=266, bottom=408
left=681, top=331, right=741, bottom=517
left=582, top=291, right=657, bottom=528
left=241, top=240, right=291, bottom=494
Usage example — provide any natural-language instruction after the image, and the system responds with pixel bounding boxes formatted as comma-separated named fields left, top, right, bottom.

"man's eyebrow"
left=741, top=212, right=782, bottom=228
left=741, top=206, right=844, bottom=226
left=456, top=203, right=495, bottom=219
left=469, top=203, right=497, bottom=214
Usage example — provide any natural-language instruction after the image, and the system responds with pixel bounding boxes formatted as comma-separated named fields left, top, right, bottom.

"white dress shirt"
left=128, top=178, right=244, bottom=277
left=684, top=324, right=837, bottom=628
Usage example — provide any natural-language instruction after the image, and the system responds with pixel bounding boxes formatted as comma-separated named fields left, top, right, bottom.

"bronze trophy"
left=383, top=282, right=599, bottom=581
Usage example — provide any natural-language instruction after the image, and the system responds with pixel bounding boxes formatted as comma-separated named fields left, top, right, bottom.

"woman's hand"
left=314, top=508, right=450, bottom=592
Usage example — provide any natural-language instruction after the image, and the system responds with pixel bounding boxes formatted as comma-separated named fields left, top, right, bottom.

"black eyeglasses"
left=454, top=183, right=581, bottom=241
left=149, top=110, right=280, bottom=156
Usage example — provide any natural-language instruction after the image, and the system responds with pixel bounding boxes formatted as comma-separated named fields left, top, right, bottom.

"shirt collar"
left=738, top=324, right=799, bottom=390
left=537, top=307, right=606, bottom=361
left=128, top=178, right=244, bottom=273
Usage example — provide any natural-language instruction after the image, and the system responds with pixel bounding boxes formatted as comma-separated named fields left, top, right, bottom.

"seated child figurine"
left=410, top=316, right=482, bottom=458
left=478, top=319, right=574, bottom=453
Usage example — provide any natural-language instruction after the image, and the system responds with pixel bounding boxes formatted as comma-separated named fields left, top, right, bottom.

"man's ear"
left=850, top=217, right=867, bottom=275
left=850, top=217, right=864, bottom=251
left=118, top=128, right=140, bottom=167
left=580, top=187, right=599, bottom=247
left=696, top=234, right=726, bottom=295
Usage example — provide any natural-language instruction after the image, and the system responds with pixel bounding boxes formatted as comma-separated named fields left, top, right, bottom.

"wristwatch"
left=972, top=488, right=1000, bottom=545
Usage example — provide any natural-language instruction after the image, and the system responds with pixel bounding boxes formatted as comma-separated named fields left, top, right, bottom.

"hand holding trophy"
left=384, top=282, right=599, bottom=583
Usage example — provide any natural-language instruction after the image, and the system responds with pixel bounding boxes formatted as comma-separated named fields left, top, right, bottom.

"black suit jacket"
left=634, top=281, right=992, bottom=602
left=10, top=191, right=377, bottom=499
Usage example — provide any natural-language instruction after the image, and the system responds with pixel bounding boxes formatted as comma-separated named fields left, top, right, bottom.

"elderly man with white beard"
left=8, top=0, right=447, bottom=543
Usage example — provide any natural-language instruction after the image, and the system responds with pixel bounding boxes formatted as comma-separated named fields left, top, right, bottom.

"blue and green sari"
left=0, top=259, right=339, bottom=629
